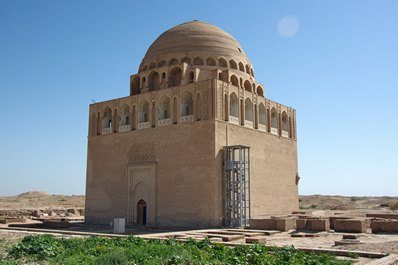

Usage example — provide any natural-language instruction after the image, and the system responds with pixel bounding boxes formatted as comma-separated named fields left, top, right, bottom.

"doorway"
left=136, top=199, right=147, bottom=225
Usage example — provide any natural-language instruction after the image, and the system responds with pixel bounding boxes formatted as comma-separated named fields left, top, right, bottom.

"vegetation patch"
left=390, top=201, right=398, bottom=211
left=0, top=234, right=353, bottom=265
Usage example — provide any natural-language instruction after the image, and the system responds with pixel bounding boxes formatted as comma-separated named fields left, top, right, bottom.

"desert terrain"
left=0, top=191, right=84, bottom=217
left=1, top=191, right=397, bottom=214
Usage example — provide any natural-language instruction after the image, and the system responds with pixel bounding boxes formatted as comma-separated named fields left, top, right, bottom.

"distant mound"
left=299, top=195, right=398, bottom=211
left=0, top=191, right=84, bottom=211
left=17, top=191, right=50, bottom=197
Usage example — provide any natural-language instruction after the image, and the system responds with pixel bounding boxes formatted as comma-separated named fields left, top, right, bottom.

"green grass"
left=0, top=238, right=16, bottom=260
left=1, top=234, right=352, bottom=265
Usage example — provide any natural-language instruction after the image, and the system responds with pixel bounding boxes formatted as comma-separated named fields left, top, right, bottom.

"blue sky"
left=0, top=1, right=397, bottom=196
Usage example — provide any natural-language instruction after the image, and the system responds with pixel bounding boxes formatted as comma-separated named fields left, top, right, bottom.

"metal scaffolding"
left=223, top=145, right=251, bottom=227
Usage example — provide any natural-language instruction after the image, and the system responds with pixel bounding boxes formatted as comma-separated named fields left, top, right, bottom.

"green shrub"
left=9, top=235, right=60, bottom=260
left=5, top=234, right=353, bottom=265
left=95, top=250, right=129, bottom=265
left=350, top=197, right=359, bottom=202
left=390, top=201, right=398, bottom=211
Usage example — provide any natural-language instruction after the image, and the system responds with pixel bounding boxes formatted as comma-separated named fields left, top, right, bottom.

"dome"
left=140, top=20, right=253, bottom=72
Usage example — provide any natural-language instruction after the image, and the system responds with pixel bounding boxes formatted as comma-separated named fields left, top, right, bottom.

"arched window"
left=101, top=108, right=113, bottom=134
left=173, top=97, right=177, bottom=124
left=219, top=72, right=228, bottom=82
left=168, top=58, right=178, bottom=66
left=148, top=71, right=160, bottom=91
left=120, top=104, right=130, bottom=126
left=189, top=71, right=194, bottom=83
left=282, top=111, right=289, bottom=137
left=259, top=103, right=266, bottom=130
left=130, top=76, right=140, bottom=96
left=256, top=86, right=264, bottom=97
left=138, top=101, right=149, bottom=123
left=230, top=93, right=239, bottom=119
left=240, top=99, right=244, bottom=125
left=151, top=102, right=156, bottom=127
left=193, top=57, right=204, bottom=65
left=250, top=68, right=254, bottom=77
left=245, top=98, right=253, bottom=123
left=157, top=60, right=166, bottom=67
left=142, top=77, right=146, bottom=89
left=239, top=62, right=245, bottom=72
left=102, top=108, right=112, bottom=129
left=149, top=62, right=156, bottom=69
left=271, top=108, right=278, bottom=134
left=158, top=96, right=170, bottom=120
left=245, top=64, right=250, bottom=74
left=181, top=57, right=191, bottom=65
left=244, top=80, right=252, bottom=92
left=229, top=59, right=237, bottom=69
left=206, top=57, right=216, bottom=66
left=162, top=72, right=166, bottom=80
left=180, top=91, right=193, bottom=116
left=230, top=75, right=239, bottom=87
left=218, top=57, right=228, bottom=68
left=224, top=93, right=228, bottom=121
left=168, top=67, right=182, bottom=87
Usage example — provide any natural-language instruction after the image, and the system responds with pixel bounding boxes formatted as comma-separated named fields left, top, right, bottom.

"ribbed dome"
left=140, top=20, right=252, bottom=68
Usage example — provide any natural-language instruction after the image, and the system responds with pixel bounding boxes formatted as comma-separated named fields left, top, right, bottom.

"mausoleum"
left=85, top=21, right=299, bottom=228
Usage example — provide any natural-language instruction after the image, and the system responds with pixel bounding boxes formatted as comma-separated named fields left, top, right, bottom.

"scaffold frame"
left=223, top=145, right=251, bottom=227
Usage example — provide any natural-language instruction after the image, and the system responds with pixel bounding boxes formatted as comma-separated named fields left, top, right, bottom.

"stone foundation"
left=296, top=218, right=330, bottom=232
left=250, top=217, right=296, bottom=231
left=371, top=220, right=398, bottom=233
left=334, top=219, right=368, bottom=233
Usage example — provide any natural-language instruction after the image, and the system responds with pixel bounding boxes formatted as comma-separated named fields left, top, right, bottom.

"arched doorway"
left=136, top=199, right=147, bottom=225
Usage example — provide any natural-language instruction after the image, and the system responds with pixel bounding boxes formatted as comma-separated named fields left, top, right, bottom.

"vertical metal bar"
left=239, top=146, right=243, bottom=227
left=223, top=147, right=227, bottom=226
left=231, top=148, right=236, bottom=223
left=248, top=147, right=251, bottom=225
left=243, top=147, right=246, bottom=225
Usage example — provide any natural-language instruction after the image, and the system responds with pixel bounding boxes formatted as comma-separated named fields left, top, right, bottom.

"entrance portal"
left=136, top=199, right=147, bottom=225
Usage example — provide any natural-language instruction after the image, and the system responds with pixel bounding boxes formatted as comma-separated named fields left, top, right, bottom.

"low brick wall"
left=366, top=213, right=398, bottom=220
left=250, top=219, right=277, bottom=230
left=276, top=218, right=296, bottom=231
left=329, top=216, right=351, bottom=230
left=296, top=218, right=330, bottom=232
left=334, top=219, right=367, bottom=233
left=250, top=218, right=296, bottom=231
left=371, top=220, right=398, bottom=233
